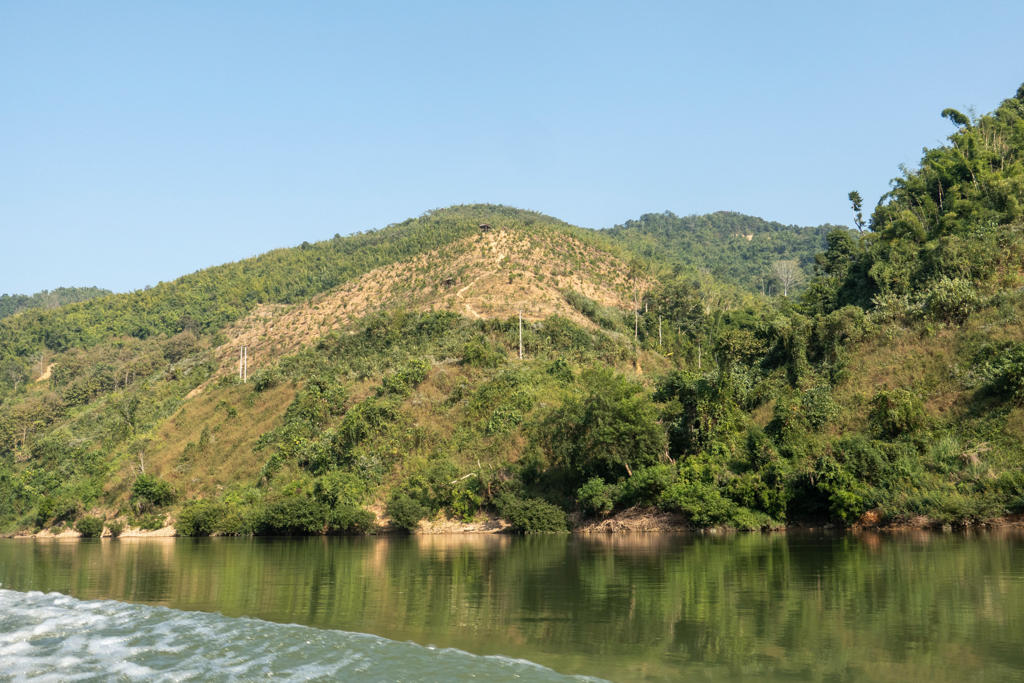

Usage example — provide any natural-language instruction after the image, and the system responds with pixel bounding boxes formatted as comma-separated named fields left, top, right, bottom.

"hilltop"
left=0, top=287, right=112, bottom=320
left=603, top=211, right=847, bottom=293
left=2, top=83, right=1024, bottom=538
left=211, top=226, right=647, bottom=379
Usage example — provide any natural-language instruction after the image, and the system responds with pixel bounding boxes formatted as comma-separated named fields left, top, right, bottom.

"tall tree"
left=770, top=260, right=804, bottom=297
left=848, top=191, right=865, bottom=232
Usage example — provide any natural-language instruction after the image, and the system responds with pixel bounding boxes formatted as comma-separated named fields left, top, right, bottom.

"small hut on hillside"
left=479, top=223, right=492, bottom=233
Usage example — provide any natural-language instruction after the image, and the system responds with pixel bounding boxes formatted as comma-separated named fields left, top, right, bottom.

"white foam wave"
left=0, top=589, right=605, bottom=682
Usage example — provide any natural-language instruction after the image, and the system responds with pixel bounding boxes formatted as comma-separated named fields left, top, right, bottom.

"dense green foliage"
left=3, top=85, right=1024, bottom=535
left=0, top=287, right=112, bottom=320
left=603, top=211, right=848, bottom=294
left=74, top=515, right=104, bottom=537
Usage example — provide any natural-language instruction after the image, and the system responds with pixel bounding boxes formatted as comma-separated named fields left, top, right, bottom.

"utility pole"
left=518, top=309, right=523, bottom=360
left=244, top=346, right=247, bottom=384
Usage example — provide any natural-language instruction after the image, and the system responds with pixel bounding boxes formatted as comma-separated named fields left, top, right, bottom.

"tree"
left=770, top=260, right=804, bottom=297
left=541, top=368, right=666, bottom=480
left=848, top=191, right=865, bottom=232
left=1, top=358, right=29, bottom=392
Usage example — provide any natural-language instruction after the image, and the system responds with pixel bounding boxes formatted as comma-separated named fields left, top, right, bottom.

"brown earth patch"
left=210, top=228, right=647, bottom=377
left=572, top=507, right=691, bottom=533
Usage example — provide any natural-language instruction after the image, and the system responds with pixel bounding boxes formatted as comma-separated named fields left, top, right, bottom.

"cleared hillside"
left=212, top=227, right=648, bottom=377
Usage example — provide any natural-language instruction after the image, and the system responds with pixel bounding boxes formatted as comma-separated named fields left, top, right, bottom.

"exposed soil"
left=209, top=228, right=648, bottom=378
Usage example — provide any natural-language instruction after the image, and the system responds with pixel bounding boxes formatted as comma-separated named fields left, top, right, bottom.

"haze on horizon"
left=2, top=0, right=1023, bottom=294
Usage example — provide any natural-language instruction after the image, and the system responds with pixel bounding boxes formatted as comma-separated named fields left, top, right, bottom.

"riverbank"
left=7, top=507, right=1024, bottom=539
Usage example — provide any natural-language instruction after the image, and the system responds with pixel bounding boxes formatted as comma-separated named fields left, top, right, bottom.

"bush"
left=130, top=474, right=175, bottom=512
left=176, top=500, right=227, bottom=536
left=313, top=471, right=366, bottom=509
left=106, top=520, right=125, bottom=537
left=618, top=464, right=675, bottom=508
left=463, top=336, right=507, bottom=368
left=576, top=477, right=616, bottom=515
left=385, top=492, right=427, bottom=531
left=988, top=344, right=1024, bottom=404
left=258, top=497, right=327, bottom=535
left=869, top=389, right=926, bottom=439
left=924, top=277, right=980, bottom=325
left=659, top=481, right=737, bottom=527
left=378, top=359, right=431, bottom=398
left=75, top=515, right=105, bottom=537
left=252, top=366, right=283, bottom=392
left=326, top=504, right=376, bottom=534
left=36, top=495, right=79, bottom=526
left=495, top=495, right=568, bottom=533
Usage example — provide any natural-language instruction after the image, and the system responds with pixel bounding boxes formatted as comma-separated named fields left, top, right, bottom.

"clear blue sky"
left=2, top=1, right=1023, bottom=294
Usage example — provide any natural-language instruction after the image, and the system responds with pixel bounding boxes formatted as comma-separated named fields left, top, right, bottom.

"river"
left=1, top=530, right=1022, bottom=682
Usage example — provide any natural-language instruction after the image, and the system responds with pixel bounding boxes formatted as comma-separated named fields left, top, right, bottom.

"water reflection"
left=1, top=530, right=1022, bottom=682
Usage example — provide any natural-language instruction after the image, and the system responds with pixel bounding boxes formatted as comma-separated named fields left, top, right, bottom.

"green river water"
left=1, top=530, right=1022, bottom=682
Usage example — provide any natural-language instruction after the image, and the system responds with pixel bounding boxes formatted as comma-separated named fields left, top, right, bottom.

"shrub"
left=326, top=505, right=376, bottom=534
left=75, top=515, right=105, bottom=537
left=176, top=500, right=227, bottom=536
left=618, top=465, right=675, bottom=508
left=659, top=481, right=738, bottom=527
left=252, top=366, right=283, bottom=392
left=106, top=520, right=125, bottom=537
left=576, top=477, right=616, bottom=515
left=987, top=343, right=1024, bottom=404
left=869, top=389, right=926, bottom=439
left=924, top=277, right=980, bottom=324
left=258, top=497, right=327, bottom=535
left=313, top=471, right=366, bottom=509
left=36, top=495, right=79, bottom=526
left=463, top=336, right=507, bottom=368
left=130, top=474, right=175, bottom=511
left=385, top=492, right=428, bottom=531
left=495, top=495, right=568, bottom=533
left=801, top=385, right=839, bottom=431
left=378, top=359, right=430, bottom=397
left=811, top=455, right=869, bottom=522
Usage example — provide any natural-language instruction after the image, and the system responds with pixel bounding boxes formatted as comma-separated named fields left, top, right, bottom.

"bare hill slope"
left=212, top=227, right=648, bottom=375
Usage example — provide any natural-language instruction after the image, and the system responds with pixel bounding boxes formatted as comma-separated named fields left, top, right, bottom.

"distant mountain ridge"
left=0, top=287, right=112, bottom=320
left=601, top=210, right=849, bottom=291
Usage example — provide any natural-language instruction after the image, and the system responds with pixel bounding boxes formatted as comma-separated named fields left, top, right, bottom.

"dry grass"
left=104, top=382, right=296, bottom=507
left=210, top=228, right=648, bottom=377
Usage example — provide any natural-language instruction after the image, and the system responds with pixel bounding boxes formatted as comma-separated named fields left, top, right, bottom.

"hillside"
left=601, top=211, right=849, bottom=294
left=2, top=84, right=1024, bottom=538
left=0, top=287, right=112, bottom=320
left=209, top=227, right=648, bottom=379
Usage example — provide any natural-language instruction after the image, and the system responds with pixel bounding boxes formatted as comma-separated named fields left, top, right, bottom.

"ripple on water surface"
left=0, top=589, right=605, bottom=682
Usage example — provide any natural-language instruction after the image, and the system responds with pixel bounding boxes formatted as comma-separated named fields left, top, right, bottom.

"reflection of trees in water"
left=2, top=531, right=1023, bottom=682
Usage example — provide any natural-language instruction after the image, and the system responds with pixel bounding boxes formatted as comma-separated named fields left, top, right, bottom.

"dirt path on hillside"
left=456, top=247, right=506, bottom=320
left=35, top=363, right=54, bottom=382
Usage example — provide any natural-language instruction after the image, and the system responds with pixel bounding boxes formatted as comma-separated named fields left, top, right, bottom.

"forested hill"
left=3, top=83, right=1024, bottom=540
left=0, top=287, right=112, bottom=320
left=0, top=205, right=574, bottom=357
left=601, top=211, right=849, bottom=293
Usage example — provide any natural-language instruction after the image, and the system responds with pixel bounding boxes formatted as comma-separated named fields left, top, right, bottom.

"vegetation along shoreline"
left=2, top=85, right=1024, bottom=539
